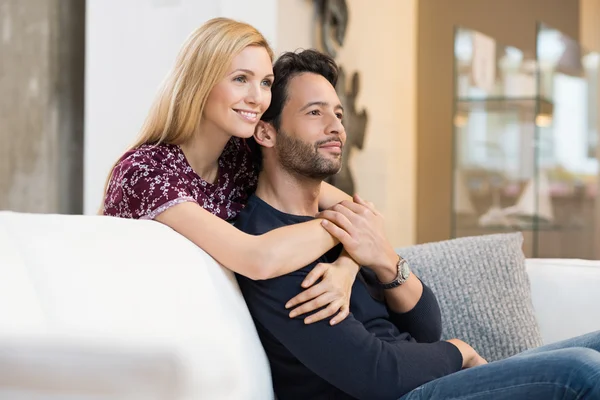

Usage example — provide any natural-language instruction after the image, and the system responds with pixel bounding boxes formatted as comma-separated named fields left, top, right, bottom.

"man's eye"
left=309, top=110, right=320, bottom=116
left=234, top=75, right=247, bottom=83
left=336, top=113, right=344, bottom=120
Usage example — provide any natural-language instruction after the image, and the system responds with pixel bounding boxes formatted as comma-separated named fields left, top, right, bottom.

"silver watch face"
left=399, top=259, right=411, bottom=281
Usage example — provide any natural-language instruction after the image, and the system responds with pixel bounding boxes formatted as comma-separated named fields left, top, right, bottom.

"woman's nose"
left=245, top=83, right=262, bottom=105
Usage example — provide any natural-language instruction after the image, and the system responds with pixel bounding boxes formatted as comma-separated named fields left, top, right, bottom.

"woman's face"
left=202, top=46, right=274, bottom=139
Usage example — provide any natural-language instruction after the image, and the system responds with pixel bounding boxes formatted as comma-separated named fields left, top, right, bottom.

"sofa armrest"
left=0, top=211, right=274, bottom=400
left=0, top=339, right=180, bottom=399
left=526, top=258, right=600, bottom=345
left=0, top=220, right=46, bottom=333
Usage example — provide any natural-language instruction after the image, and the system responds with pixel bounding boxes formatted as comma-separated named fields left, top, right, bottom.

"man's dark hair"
left=261, top=49, right=339, bottom=130
left=247, top=49, right=339, bottom=169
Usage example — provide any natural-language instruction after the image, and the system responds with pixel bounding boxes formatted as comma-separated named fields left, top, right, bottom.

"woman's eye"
left=261, top=79, right=273, bottom=87
left=234, top=75, right=247, bottom=83
left=309, top=110, right=320, bottom=116
left=336, top=113, right=344, bottom=120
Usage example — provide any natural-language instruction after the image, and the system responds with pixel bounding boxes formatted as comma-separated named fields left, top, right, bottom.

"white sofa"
left=0, top=211, right=599, bottom=400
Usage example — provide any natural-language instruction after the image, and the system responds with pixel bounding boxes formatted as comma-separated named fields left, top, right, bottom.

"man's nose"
left=327, top=114, right=345, bottom=136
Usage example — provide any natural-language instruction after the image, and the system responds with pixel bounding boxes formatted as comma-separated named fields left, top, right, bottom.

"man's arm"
left=238, top=268, right=462, bottom=400
left=369, top=254, right=443, bottom=343
left=371, top=254, right=423, bottom=313
left=385, top=281, right=444, bottom=343
left=318, top=196, right=444, bottom=342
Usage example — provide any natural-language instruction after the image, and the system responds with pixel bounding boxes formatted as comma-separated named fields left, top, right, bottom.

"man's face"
left=274, top=72, right=346, bottom=180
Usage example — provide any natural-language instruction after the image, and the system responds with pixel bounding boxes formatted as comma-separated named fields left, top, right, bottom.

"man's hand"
left=316, top=194, right=397, bottom=275
left=446, top=338, right=488, bottom=369
left=317, top=195, right=425, bottom=315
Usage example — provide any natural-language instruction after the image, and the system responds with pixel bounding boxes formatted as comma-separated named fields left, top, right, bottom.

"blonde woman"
left=102, top=18, right=384, bottom=325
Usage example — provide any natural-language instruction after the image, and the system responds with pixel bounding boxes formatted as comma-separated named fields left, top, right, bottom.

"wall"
left=0, top=0, right=84, bottom=214
left=83, top=0, right=277, bottom=214
left=581, top=0, right=600, bottom=52
left=416, top=0, right=580, bottom=244
left=276, top=0, right=314, bottom=56
left=580, top=0, right=600, bottom=259
left=278, top=0, right=418, bottom=247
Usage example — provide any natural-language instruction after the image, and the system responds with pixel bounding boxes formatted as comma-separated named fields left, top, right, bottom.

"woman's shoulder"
left=105, top=143, right=196, bottom=219
left=116, top=142, right=187, bottom=177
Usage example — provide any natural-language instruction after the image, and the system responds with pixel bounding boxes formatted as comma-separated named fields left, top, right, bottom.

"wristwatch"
left=378, top=256, right=411, bottom=290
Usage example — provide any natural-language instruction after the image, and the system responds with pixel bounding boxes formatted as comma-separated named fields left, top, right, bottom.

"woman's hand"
left=285, top=253, right=359, bottom=326
left=317, top=194, right=397, bottom=271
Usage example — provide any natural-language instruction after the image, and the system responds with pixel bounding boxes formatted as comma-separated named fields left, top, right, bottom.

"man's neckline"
left=249, top=194, right=315, bottom=222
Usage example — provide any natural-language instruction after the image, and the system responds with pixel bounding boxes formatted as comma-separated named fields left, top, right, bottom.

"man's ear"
left=254, top=120, right=276, bottom=149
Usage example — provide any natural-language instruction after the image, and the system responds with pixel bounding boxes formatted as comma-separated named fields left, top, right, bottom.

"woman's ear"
left=254, top=121, right=276, bottom=148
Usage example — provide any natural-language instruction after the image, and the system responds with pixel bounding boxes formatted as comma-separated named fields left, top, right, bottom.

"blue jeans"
left=400, top=330, right=600, bottom=400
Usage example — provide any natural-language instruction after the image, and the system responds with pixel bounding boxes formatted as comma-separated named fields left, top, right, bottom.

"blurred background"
left=1, top=0, right=599, bottom=258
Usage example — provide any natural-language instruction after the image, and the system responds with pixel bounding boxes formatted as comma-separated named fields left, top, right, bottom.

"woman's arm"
left=155, top=201, right=338, bottom=280
left=319, top=182, right=352, bottom=210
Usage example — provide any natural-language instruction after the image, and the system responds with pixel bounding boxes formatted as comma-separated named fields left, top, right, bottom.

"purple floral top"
left=103, top=137, right=258, bottom=221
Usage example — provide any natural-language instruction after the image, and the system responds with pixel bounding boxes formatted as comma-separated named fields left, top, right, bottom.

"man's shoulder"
left=235, top=195, right=305, bottom=235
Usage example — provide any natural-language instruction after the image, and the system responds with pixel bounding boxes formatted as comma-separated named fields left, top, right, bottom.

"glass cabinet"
left=452, top=24, right=599, bottom=259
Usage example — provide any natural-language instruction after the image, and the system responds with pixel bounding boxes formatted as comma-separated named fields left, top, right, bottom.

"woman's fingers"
left=286, top=277, right=327, bottom=310
left=289, top=292, right=334, bottom=320
left=300, top=262, right=328, bottom=289
left=330, top=305, right=350, bottom=326
left=303, top=298, right=343, bottom=324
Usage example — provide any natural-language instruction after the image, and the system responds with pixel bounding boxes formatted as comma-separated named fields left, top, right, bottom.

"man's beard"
left=275, top=130, right=342, bottom=180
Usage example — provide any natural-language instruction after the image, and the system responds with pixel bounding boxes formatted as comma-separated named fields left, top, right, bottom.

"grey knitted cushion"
left=397, top=233, right=543, bottom=362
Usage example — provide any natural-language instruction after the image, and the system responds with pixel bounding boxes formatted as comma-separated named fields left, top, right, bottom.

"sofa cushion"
left=526, top=258, right=600, bottom=344
left=398, top=233, right=543, bottom=362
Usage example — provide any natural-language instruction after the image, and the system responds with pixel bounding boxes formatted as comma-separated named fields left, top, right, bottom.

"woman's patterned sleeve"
left=104, top=160, right=197, bottom=220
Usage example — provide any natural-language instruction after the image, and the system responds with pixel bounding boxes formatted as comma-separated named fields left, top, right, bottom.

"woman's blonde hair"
left=99, top=18, right=274, bottom=213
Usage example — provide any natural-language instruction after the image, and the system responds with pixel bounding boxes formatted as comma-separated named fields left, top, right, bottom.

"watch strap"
left=378, top=256, right=410, bottom=290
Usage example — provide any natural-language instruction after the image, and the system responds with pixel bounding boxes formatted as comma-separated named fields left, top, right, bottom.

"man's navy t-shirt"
left=235, top=195, right=462, bottom=400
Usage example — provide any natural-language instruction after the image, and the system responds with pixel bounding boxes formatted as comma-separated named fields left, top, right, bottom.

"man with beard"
left=234, top=50, right=600, bottom=400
